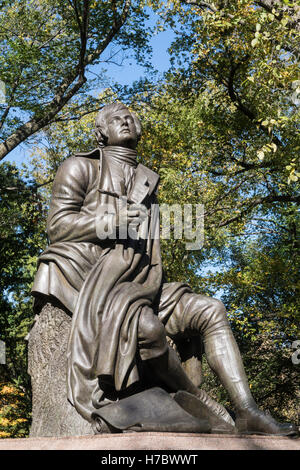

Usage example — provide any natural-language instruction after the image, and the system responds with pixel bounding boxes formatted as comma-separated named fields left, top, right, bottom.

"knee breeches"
left=161, top=293, right=230, bottom=341
left=137, top=293, right=229, bottom=361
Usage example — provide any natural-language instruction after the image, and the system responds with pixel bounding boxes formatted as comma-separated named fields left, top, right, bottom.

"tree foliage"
left=0, top=0, right=152, bottom=160
left=0, top=163, right=47, bottom=437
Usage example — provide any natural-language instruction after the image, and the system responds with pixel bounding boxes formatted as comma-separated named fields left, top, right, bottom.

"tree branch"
left=52, top=105, right=103, bottom=123
left=184, top=0, right=217, bottom=13
left=216, top=193, right=300, bottom=228
left=225, top=60, right=284, bottom=148
left=255, top=0, right=300, bottom=32
left=0, top=0, right=132, bottom=161
left=67, top=0, right=90, bottom=78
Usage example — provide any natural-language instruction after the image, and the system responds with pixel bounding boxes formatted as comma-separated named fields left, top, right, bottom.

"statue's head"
left=95, top=102, right=142, bottom=149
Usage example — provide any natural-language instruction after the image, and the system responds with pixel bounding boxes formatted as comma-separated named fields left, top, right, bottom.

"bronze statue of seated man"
left=31, top=102, right=298, bottom=436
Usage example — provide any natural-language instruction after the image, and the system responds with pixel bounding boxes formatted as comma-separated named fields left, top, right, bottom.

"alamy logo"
left=0, top=81, right=6, bottom=105
left=95, top=198, right=205, bottom=251
left=0, top=340, right=6, bottom=365
left=291, top=340, right=300, bottom=365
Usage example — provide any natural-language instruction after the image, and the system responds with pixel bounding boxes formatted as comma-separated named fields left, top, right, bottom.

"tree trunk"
left=27, top=301, right=93, bottom=437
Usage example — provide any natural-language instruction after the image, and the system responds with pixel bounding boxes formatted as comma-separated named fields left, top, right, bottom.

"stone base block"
left=0, top=433, right=299, bottom=450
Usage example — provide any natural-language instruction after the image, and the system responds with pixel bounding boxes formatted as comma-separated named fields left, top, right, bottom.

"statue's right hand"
left=115, top=203, right=148, bottom=230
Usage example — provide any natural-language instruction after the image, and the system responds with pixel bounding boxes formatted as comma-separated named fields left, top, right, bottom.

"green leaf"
left=257, top=150, right=265, bottom=160
left=270, top=143, right=277, bottom=152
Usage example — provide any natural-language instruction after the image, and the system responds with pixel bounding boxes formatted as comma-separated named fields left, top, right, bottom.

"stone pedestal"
left=0, top=433, right=299, bottom=450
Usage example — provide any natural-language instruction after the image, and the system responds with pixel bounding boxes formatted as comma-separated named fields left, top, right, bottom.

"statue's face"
left=105, top=109, right=138, bottom=149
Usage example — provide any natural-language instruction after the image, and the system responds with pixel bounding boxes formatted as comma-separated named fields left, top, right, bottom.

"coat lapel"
left=128, top=164, right=160, bottom=204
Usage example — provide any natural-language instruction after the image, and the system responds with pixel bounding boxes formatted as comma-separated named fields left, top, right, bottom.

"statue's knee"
left=190, top=296, right=228, bottom=334
left=138, top=308, right=167, bottom=361
left=210, top=298, right=226, bottom=318
left=138, top=308, right=166, bottom=345
left=205, top=298, right=228, bottom=331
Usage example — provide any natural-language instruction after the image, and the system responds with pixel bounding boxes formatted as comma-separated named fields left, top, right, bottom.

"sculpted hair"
left=95, top=102, right=142, bottom=147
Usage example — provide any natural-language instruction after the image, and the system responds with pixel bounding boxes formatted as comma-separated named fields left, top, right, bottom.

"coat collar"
left=74, top=147, right=159, bottom=204
left=74, top=148, right=101, bottom=159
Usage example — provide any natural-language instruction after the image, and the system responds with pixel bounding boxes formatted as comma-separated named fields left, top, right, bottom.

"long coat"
left=32, top=148, right=191, bottom=421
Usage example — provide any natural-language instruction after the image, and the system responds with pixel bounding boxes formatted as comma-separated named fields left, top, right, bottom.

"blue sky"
left=101, top=28, right=175, bottom=86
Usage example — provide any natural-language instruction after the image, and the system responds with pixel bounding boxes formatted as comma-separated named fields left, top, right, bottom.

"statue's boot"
left=204, top=327, right=299, bottom=436
left=235, top=407, right=298, bottom=436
